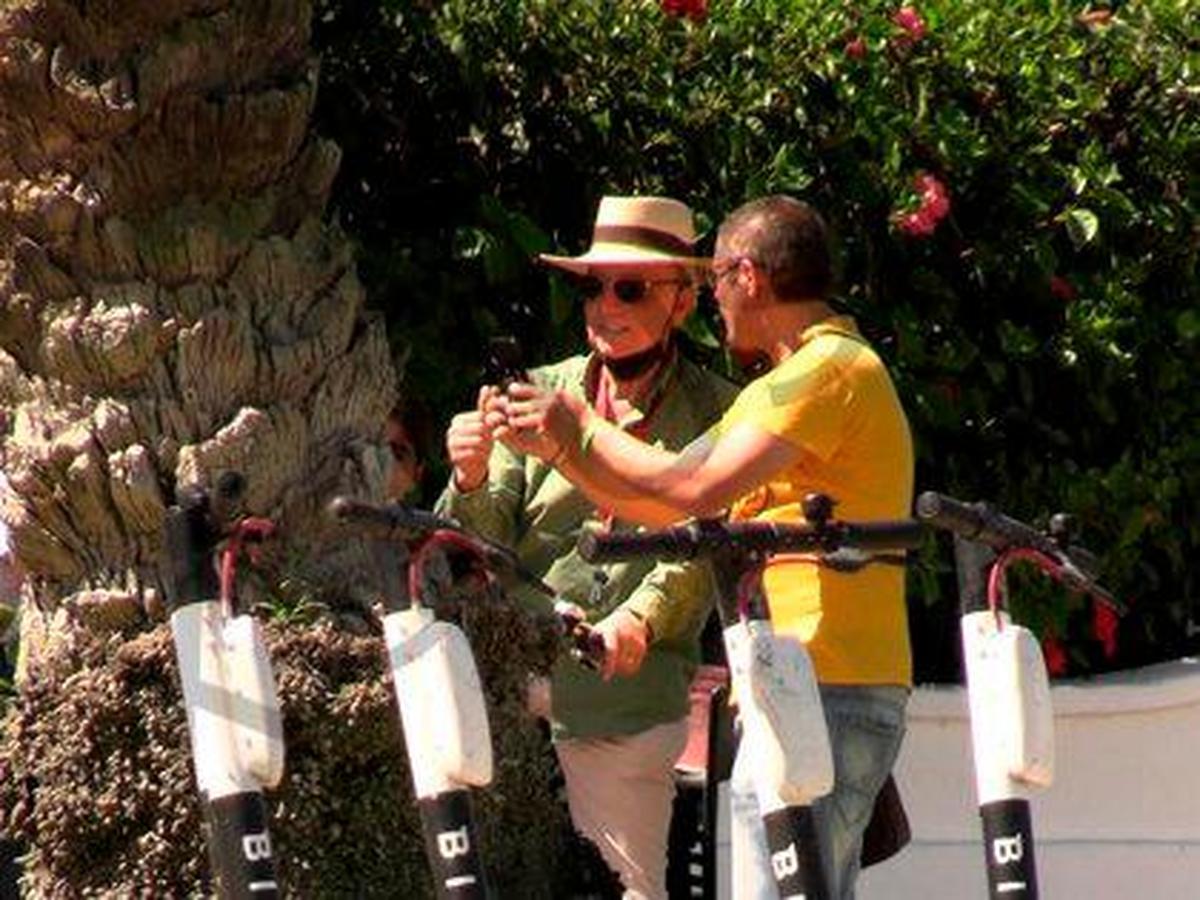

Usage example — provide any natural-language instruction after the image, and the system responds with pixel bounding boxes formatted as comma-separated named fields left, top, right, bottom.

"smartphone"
left=485, top=335, right=530, bottom=389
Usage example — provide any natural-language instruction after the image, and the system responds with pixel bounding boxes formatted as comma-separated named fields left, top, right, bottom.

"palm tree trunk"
left=0, top=1, right=477, bottom=894
left=0, top=0, right=395, bottom=665
left=0, top=5, right=583, bottom=897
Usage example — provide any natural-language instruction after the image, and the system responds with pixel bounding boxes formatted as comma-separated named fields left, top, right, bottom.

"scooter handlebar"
left=915, top=490, right=1114, bottom=603
left=915, top=492, right=1047, bottom=550
left=331, top=496, right=611, bottom=666
left=577, top=522, right=706, bottom=563
left=327, top=496, right=458, bottom=541
left=578, top=518, right=926, bottom=564
left=328, top=496, right=561, bottom=601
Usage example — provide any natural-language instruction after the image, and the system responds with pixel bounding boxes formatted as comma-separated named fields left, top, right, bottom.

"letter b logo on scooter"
left=771, top=842, right=800, bottom=880
left=242, top=831, right=273, bottom=862
left=993, top=834, right=1024, bottom=865
left=437, top=827, right=472, bottom=860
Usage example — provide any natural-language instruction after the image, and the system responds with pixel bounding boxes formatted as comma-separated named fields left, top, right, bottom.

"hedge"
left=311, top=0, right=1199, bottom=679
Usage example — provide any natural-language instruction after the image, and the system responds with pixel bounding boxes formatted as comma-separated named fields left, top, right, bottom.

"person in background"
left=385, top=396, right=435, bottom=504
left=436, top=196, right=738, bottom=899
left=494, top=195, right=914, bottom=899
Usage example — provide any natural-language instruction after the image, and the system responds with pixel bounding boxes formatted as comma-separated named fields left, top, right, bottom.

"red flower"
left=661, top=0, right=707, bottom=21
left=1049, top=275, right=1077, bottom=302
left=898, top=209, right=937, bottom=236
left=916, top=172, right=950, bottom=219
left=1092, top=602, right=1120, bottom=660
left=1041, top=634, right=1069, bottom=676
left=893, top=6, right=927, bottom=41
left=845, top=36, right=867, bottom=60
left=895, top=172, right=950, bottom=238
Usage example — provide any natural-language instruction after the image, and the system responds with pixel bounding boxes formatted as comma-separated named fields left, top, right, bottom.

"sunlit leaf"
left=1062, top=207, right=1100, bottom=247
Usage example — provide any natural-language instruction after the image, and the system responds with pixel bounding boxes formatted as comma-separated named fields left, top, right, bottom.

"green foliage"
left=251, top=546, right=333, bottom=626
left=312, top=0, right=1200, bottom=679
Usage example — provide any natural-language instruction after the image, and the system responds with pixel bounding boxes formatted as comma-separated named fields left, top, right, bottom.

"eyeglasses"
left=705, top=256, right=752, bottom=289
left=565, top=273, right=685, bottom=304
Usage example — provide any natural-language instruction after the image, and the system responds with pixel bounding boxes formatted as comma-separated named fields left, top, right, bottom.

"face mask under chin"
left=601, top=337, right=674, bottom=380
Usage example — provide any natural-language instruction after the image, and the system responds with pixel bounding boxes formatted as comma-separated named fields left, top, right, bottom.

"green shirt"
left=436, top=352, right=738, bottom=740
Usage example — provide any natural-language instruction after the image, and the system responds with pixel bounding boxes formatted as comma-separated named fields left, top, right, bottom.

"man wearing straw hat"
left=436, top=196, right=737, bottom=898
left=494, top=195, right=913, bottom=899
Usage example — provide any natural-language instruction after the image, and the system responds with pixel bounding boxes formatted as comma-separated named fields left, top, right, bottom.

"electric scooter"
left=578, top=493, right=925, bottom=900
left=915, top=491, right=1121, bottom=900
left=326, top=496, right=605, bottom=899
left=162, top=474, right=286, bottom=898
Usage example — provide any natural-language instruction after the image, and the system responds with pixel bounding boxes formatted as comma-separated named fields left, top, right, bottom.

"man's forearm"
left=555, top=414, right=708, bottom=527
left=622, top=560, right=715, bottom=647
left=434, top=449, right=524, bottom=546
left=551, top=408, right=798, bottom=532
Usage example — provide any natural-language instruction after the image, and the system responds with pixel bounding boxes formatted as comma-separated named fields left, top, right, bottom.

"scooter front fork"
left=980, top=798, right=1038, bottom=899
left=762, top=804, right=830, bottom=900
left=418, top=790, right=490, bottom=898
left=204, top=792, right=280, bottom=898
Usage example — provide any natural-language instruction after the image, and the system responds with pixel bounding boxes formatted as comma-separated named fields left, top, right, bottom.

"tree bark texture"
left=0, top=0, right=397, bottom=659
left=0, top=4, right=597, bottom=896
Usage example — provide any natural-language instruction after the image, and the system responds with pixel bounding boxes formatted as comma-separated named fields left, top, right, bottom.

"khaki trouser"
left=555, top=717, right=689, bottom=900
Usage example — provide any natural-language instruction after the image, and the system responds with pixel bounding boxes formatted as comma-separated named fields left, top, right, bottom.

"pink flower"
left=893, top=6, right=927, bottom=41
left=845, top=36, right=867, bottom=60
left=1041, top=634, right=1069, bottom=676
left=1092, top=603, right=1119, bottom=660
left=1049, top=275, right=1077, bottom=302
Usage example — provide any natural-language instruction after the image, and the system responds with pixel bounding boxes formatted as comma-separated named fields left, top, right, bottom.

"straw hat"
left=538, top=196, right=708, bottom=274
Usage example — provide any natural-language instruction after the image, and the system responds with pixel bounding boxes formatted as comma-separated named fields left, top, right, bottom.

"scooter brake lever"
left=568, top=622, right=607, bottom=671
left=553, top=603, right=606, bottom=671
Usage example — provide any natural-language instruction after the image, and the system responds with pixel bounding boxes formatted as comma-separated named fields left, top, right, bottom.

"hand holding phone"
left=485, top=335, right=530, bottom=390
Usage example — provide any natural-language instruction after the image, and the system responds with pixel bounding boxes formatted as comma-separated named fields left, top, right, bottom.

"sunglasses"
left=565, top=273, right=685, bottom=304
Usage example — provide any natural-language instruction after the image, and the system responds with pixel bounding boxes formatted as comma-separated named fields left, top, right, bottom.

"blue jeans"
left=729, top=684, right=909, bottom=900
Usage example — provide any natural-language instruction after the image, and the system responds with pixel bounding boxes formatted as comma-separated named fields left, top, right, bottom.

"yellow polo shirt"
left=716, top=316, right=914, bottom=686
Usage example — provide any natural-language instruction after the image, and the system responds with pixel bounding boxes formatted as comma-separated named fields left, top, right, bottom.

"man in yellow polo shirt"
left=494, top=195, right=913, bottom=899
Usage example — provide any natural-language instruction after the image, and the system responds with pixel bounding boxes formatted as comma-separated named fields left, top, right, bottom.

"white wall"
left=859, top=658, right=1200, bottom=900
left=714, top=659, right=1200, bottom=899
